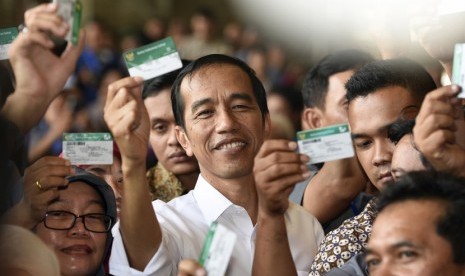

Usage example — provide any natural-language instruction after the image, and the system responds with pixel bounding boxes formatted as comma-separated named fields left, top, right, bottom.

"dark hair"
left=377, top=171, right=465, bottom=264
left=387, top=119, right=415, bottom=144
left=346, top=58, right=437, bottom=104
left=268, top=86, right=304, bottom=115
left=142, top=60, right=191, bottom=100
left=171, top=54, right=268, bottom=129
left=301, top=49, right=374, bottom=109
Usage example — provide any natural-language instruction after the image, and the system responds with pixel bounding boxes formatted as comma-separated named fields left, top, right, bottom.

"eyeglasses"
left=43, top=210, right=113, bottom=233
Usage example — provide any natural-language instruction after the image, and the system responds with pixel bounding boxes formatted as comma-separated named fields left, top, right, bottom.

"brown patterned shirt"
left=309, top=199, right=377, bottom=275
left=146, top=163, right=186, bottom=202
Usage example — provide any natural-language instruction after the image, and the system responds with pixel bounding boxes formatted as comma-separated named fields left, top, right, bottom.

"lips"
left=62, top=244, right=93, bottom=255
left=213, top=138, right=247, bottom=151
left=168, top=151, right=191, bottom=163
left=378, top=171, right=394, bottom=185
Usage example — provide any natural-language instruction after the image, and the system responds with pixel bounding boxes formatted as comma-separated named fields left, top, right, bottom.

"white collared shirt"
left=110, top=174, right=324, bottom=276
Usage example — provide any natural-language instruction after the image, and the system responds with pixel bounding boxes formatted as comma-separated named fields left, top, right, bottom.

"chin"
left=170, top=164, right=199, bottom=175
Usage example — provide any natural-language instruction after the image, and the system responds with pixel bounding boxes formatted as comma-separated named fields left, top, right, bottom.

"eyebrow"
left=351, top=120, right=397, bottom=140
left=191, top=98, right=212, bottom=114
left=366, top=241, right=418, bottom=255
left=190, top=92, right=254, bottom=114
left=48, top=197, right=105, bottom=209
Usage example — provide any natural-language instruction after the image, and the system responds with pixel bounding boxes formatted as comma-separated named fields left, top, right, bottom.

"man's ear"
left=175, top=126, right=193, bottom=156
left=302, top=107, right=323, bottom=129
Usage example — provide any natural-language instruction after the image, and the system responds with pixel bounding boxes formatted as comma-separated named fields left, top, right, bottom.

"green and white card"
left=53, top=0, right=82, bottom=45
left=0, top=27, right=18, bottom=60
left=123, top=37, right=182, bottom=81
left=62, top=133, right=113, bottom=165
left=297, top=123, right=354, bottom=164
left=452, top=43, right=465, bottom=98
left=198, top=222, right=237, bottom=276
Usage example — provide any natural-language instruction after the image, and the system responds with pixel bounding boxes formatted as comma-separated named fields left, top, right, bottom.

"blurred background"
left=1, top=0, right=464, bottom=165
left=3, top=0, right=464, bottom=65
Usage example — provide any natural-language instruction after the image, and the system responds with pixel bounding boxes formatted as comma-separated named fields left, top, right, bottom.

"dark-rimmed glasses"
left=42, top=210, right=112, bottom=233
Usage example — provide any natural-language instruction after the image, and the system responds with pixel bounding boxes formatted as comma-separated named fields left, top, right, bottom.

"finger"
left=178, top=259, right=206, bottom=276
left=26, top=14, right=68, bottom=37
left=27, top=156, right=71, bottom=174
left=107, top=101, right=140, bottom=137
left=256, top=140, right=298, bottom=158
left=417, top=113, right=457, bottom=137
left=24, top=3, right=58, bottom=22
left=255, top=151, right=309, bottom=172
left=31, top=188, right=60, bottom=208
left=106, top=77, right=144, bottom=107
left=16, top=31, right=55, bottom=49
left=416, top=130, right=456, bottom=157
left=426, top=85, right=461, bottom=102
left=256, top=163, right=310, bottom=184
left=61, top=29, right=85, bottom=66
left=36, top=175, right=69, bottom=191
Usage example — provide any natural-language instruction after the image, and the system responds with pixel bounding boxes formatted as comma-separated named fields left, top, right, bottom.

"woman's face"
left=35, top=182, right=108, bottom=276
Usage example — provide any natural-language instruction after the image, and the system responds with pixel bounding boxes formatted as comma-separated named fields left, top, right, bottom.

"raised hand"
left=413, top=85, right=465, bottom=177
left=254, top=140, right=310, bottom=217
left=103, top=76, right=149, bottom=164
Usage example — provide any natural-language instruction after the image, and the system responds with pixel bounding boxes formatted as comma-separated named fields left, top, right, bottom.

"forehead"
left=371, top=200, right=446, bottom=247
left=348, top=86, right=418, bottom=134
left=52, top=181, right=103, bottom=206
left=144, top=89, right=174, bottom=118
left=180, top=63, right=254, bottom=102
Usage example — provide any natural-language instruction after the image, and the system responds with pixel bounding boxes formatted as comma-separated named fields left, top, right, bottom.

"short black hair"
left=142, top=60, right=191, bottom=100
left=387, top=119, right=415, bottom=144
left=302, top=49, right=374, bottom=109
left=171, top=54, right=268, bottom=129
left=346, top=58, right=437, bottom=104
left=377, top=171, right=465, bottom=264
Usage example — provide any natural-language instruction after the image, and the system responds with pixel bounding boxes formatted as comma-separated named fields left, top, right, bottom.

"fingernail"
left=134, top=76, right=144, bottom=83
left=300, top=164, right=309, bottom=171
left=451, top=84, right=461, bottom=94
left=288, top=141, right=297, bottom=150
left=64, top=159, right=71, bottom=166
left=195, top=269, right=207, bottom=276
left=302, top=171, right=311, bottom=179
left=300, top=154, right=310, bottom=163
left=47, top=3, right=57, bottom=10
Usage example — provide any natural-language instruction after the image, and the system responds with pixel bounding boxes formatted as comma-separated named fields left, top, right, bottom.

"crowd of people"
left=1, top=2, right=465, bottom=276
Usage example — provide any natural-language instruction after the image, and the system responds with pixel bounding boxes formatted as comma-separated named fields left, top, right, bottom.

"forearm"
left=1, top=93, right=53, bottom=135
left=120, top=158, right=161, bottom=271
left=253, top=212, right=297, bottom=276
left=28, top=129, right=61, bottom=163
left=303, top=157, right=366, bottom=223
left=0, top=200, right=37, bottom=229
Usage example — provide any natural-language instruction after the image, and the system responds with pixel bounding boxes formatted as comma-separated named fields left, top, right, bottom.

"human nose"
left=216, top=109, right=239, bottom=133
left=372, top=139, right=394, bottom=167
left=68, top=216, right=90, bottom=236
left=167, top=125, right=180, bottom=146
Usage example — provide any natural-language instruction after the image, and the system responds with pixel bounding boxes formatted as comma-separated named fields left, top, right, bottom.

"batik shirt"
left=146, top=163, right=185, bottom=202
left=309, top=199, right=377, bottom=275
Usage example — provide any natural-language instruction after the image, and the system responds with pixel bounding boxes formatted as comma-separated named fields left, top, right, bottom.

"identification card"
left=198, top=222, right=237, bottom=276
left=452, top=43, right=465, bottom=98
left=297, top=123, right=354, bottom=164
left=0, top=27, right=18, bottom=60
left=62, top=133, right=113, bottom=165
left=123, top=37, right=182, bottom=81
left=53, top=0, right=82, bottom=45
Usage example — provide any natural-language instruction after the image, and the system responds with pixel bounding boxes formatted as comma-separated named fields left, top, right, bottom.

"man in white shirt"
left=104, top=54, right=324, bottom=275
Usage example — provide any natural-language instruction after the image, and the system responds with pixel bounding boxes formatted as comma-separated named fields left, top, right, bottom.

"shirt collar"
left=193, top=174, right=234, bottom=226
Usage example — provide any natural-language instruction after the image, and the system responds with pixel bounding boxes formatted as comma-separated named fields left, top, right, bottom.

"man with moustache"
left=104, top=54, right=324, bottom=275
